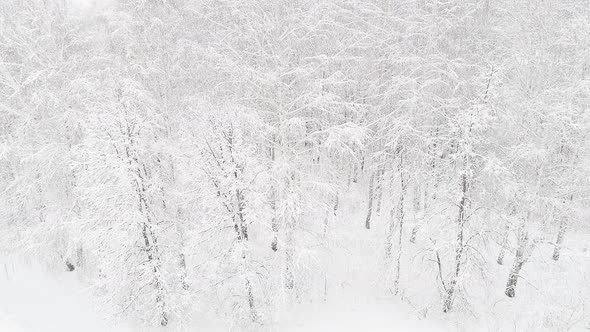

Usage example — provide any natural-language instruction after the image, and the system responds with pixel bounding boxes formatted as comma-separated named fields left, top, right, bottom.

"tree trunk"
left=505, top=228, right=527, bottom=298
left=497, top=245, right=506, bottom=266
left=385, top=207, right=396, bottom=258
left=505, top=260, right=524, bottom=298
left=409, top=183, right=421, bottom=242
left=285, top=214, right=295, bottom=290
left=505, top=219, right=534, bottom=298
left=120, top=125, right=169, bottom=326
left=270, top=189, right=279, bottom=252
left=429, top=128, right=439, bottom=203
left=134, top=165, right=169, bottom=326
left=245, top=278, right=257, bottom=321
left=409, top=226, right=419, bottom=244
left=552, top=217, right=566, bottom=261
left=140, top=222, right=168, bottom=326
left=365, top=172, right=376, bottom=229
left=442, top=172, right=469, bottom=313
left=497, top=228, right=509, bottom=265
left=360, top=153, right=365, bottom=172
left=234, top=188, right=258, bottom=321
left=179, top=252, right=189, bottom=290
left=393, top=152, right=407, bottom=294
left=375, top=168, right=384, bottom=216
left=270, top=142, right=280, bottom=251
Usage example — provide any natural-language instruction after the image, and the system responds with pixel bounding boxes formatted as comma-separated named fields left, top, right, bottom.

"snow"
left=0, top=312, right=26, bottom=332
left=0, top=257, right=448, bottom=332
left=0, top=258, right=130, bottom=332
left=279, top=296, right=447, bottom=332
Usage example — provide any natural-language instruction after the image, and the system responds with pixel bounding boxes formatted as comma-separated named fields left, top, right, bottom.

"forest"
left=1, top=0, right=589, bottom=331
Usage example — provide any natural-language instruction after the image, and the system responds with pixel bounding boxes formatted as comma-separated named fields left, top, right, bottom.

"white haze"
left=1, top=0, right=589, bottom=331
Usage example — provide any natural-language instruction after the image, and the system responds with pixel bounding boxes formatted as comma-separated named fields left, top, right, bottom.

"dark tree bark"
left=442, top=172, right=469, bottom=313
left=409, top=226, right=420, bottom=244
left=505, top=226, right=527, bottom=298
left=65, top=260, right=75, bottom=272
left=179, top=252, right=189, bottom=290
left=505, top=218, right=535, bottom=298
left=552, top=218, right=566, bottom=261
left=123, top=127, right=169, bottom=327
left=232, top=152, right=258, bottom=320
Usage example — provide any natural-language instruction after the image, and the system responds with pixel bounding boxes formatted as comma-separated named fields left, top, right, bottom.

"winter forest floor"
left=3, top=254, right=590, bottom=332
left=2, top=185, right=590, bottom=332
left=2, top=244, right=590, bottom=332
left=0, top=258, right=447, bottom=332
left=3, top=183, right=590, bottom=332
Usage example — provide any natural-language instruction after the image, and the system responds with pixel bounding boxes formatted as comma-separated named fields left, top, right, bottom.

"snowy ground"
left=0, top=257, right=448, bottom=332
left=277, top=295, right=447, bottom=332
left=0, top=258, right=131, bottom=332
